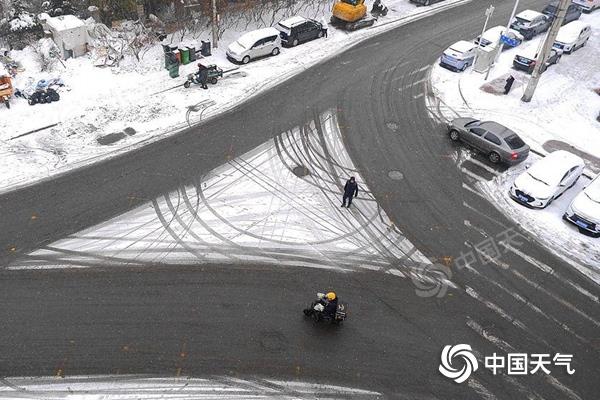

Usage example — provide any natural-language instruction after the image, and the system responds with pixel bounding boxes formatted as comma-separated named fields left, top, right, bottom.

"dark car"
left=447, top=118, right=530, bottom=165
left=542, top=1, right=582, bottom=25
left=276, top=16, right=323, bottom=47
left=510, top=10, right=551, bottom=40
left=513, top=48, right=562, bottom=73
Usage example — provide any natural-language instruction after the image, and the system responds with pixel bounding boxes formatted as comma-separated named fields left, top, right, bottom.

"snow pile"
left=9, top=13, right=36, bottom=32
left=430, top=11, right=600, bottom=173
left=0, top=0, right=469, bottom=193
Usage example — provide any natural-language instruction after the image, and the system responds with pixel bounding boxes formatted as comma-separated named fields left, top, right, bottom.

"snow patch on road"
left=8, top=110, right=435, bottom=280
left=0, top=375, right=382, bottom=399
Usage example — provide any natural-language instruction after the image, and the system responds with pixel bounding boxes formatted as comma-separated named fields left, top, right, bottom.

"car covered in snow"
left=553, top=21, right=591, bottom=54
left=564, top=174, right=600, bottom=236
left=447, top=118, right=530, bottom=165
left=226, top=27, right=282, bottom=64
left=440, top=40, right=477, bottom=71
left=510, top=10, right=551, bottom=40
left=572, top=0, right=600, bottom=13
left=513, top=48, right=562, bottom=74
left=474, top=26, right=524, bottom=50
left=542, top=1, right=582, bottom=25
left=276, top=16, right=323, bottom=47
left=509, top=151, right=585, bottom=208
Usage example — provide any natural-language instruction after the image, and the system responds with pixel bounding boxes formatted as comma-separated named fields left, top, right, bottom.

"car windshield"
left=527, top=171, right=550, bottom=186
left=515, top=17, right=531, bottom=24
left=464, top=120, right=480, bottom=127
left=235, top=40, right=247, bottom=50
left=585, top=191, right=600, bottom=204
left=504, top=134, right=525, bottom=150
left=449, top=46, right=466, bottom=54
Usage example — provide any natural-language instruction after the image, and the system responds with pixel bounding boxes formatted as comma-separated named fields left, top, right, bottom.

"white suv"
left=564, top=175, right=600, bottom=236
left=226, top=27, right=282, bottom=64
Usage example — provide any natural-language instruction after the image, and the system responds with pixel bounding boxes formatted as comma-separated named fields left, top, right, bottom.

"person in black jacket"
left=341, top=177, right=359, bottom=208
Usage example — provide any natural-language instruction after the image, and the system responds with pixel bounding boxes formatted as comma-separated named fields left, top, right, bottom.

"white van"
left=572, top=0, right=600, bottom=13
left=226, top=27, right=282, bottom=64
left=553, top=21, right=592, bottom=54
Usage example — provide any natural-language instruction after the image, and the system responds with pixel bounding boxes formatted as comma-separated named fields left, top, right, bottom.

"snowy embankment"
left=430, top=11, right=600, bottom=277
left=1, top=0, right=469, bottom=193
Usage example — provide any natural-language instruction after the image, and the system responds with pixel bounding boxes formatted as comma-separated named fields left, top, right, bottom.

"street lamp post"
left=485, top=0, right=519, bottom=80
left=473, top=5, right=494, bottom=69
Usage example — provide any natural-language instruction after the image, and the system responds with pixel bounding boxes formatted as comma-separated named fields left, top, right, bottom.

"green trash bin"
left=168, top=62, right=180, bottom=78
left=180, top=47, right=190, bottom=65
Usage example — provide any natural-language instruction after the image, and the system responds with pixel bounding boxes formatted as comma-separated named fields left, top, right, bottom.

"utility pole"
left=522, top=0, right=569, bottom=102
left=473, top=5, right=494, bottom=69
left=211, top=0, right=218, bottom=48
left=485, top=0, right=519, bottom=80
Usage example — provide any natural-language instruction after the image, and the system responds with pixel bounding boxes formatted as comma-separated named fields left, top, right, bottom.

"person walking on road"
left=321, top=16, right=328, bottom=38
left=341, top=177, right=359, bottom=208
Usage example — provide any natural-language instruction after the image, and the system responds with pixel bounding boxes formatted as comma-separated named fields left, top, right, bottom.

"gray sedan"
left=447, top=118, right=530, bottom=164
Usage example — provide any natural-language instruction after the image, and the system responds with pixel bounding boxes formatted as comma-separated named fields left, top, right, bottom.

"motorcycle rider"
left=322, top=291, right=338, bottom=319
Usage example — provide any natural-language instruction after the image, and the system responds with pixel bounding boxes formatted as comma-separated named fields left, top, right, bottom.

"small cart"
left=184, top=63, right=223, bottom=88
left=0, top=74, right=13, bottom=109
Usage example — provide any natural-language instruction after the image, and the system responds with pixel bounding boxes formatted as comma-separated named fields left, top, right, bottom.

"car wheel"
left=242, top=55, right=250, bottom=64
left=488, top=151, right=501, bottom=164
left=292, top=38, right=299, bottom=47
left=449, top=129, right=460, bottom=141
left=272, top=47, right=280, bottom=56
left=525, top=32, right=533, bottom=40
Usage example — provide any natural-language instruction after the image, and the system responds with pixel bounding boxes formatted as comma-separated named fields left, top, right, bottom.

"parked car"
left=410, top=0, right=446, bottom=5
left=509, top=151, right=584, bottom=208
left=447, top=118, right=530, bottom=164
left=553, top=21, right=591, bottom=53
left=513, top=48, right=562, bottom=73
left=440, top=40, right=477, bottom=71
left=276, top=16, right=323, bottom=47
left=475, top=26, right=524, bottom=49
left=510, top=10, right=551, bottom=40
left=573, top=0, right=600, bottom=12
left=226, top=27, right=282, bottom=64
left=564, top=174, right=600, bottom=236
left=542, top=1, right=582, bottom=24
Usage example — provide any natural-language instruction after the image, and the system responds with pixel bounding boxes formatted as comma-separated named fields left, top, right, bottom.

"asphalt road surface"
left=1, top=0, right=599, bottom=399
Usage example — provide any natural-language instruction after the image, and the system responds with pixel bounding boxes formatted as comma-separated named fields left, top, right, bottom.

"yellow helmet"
left=326, top=292, right=337, bottom=301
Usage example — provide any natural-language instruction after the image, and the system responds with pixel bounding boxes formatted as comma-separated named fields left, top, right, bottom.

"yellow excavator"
left=330, top=0, right=377, bottom=31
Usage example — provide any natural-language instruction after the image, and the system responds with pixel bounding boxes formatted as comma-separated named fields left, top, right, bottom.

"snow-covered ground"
left=429, top=11, right=600, bottom=279
left=8, top=109, right=454, bottom=293
left=0, top=0, right=470, bottom=193
left=0, top=375, right=382, bottom=399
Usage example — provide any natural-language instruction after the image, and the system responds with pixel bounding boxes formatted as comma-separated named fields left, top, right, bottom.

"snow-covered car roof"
left=448, top=40, right=476, bottom=53
left=528, top=150, right=584, bottom=186
left=278, top=16, right=308, bottom=28
left=515, top=10, right=544, bottom=22
left=236, top=27, right=280, bottom=49
left=482, top=26, right=522, bottom=41
left=556, top=21, right=591, bottom=43
left=516, top=46, right=558, bottom=59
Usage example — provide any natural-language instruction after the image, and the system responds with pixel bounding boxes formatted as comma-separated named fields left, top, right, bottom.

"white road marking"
left=460, top=167, right=487, bottom=182
left=462, top=182, right=487, bottom=199
left=464, top=265, right=590, bottom=344
left=467, top=378, right=497, bottom=400
left=504, top=244, right=599, bottom=304
left=465, top=158, right=502, bottom=176
left=411, top=65, right=431, bottom=74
